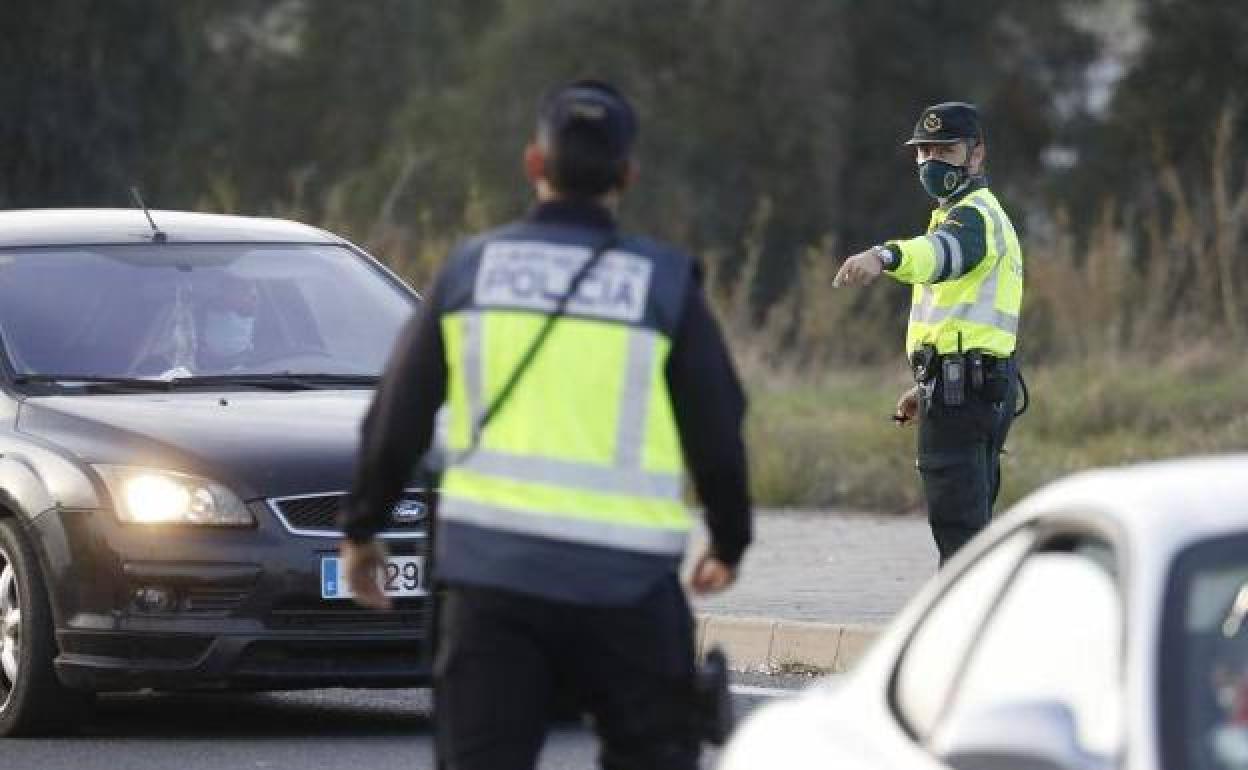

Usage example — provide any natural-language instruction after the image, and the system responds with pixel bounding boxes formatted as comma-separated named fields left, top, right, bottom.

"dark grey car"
left=0, top=209, right=431, bottom=736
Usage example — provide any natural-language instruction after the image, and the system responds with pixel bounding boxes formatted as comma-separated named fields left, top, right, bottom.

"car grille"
left=234, top=639, right=426, bottom=676
left=267, top=597, right=429, bottom=632
left=268, top=491, right=428, bottom=536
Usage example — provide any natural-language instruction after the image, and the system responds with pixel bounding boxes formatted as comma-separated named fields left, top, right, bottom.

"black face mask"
left=918, top=158, right=968, bottom=200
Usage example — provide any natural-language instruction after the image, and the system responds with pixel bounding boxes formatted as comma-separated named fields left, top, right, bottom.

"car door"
left=892, top=519, right=1127, bottom=770
left=718, top=526, right=1038, bottom=770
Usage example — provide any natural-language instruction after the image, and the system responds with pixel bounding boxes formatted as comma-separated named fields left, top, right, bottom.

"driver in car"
left=132, top=271, right=261, bottom=378
left=195, top=272, right=260, bottom=372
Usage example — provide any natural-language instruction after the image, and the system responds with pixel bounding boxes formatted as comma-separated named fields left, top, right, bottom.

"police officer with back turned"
left=833, top=102, right=1024, bottom=565
left=338, top=79, right=752, bottom=770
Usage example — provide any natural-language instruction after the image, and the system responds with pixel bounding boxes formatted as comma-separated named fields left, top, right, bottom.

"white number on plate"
left=321, top=555, right=426, bottom=599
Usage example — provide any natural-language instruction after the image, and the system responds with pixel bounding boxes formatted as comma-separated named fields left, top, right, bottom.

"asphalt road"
left=2, top=675, right=812, bottom=770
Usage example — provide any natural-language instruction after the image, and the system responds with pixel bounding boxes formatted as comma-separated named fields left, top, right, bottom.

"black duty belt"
left=910, top=348, right=1011, bottom=381
left=910, top=345, right=1014, bottom=410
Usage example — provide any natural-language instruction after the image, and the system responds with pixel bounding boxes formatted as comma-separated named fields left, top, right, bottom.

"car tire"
left=0, top=516, right=92, bottom=736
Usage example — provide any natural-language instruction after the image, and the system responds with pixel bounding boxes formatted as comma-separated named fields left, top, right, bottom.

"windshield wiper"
left=168, top=373, right=380, bottom=390
left=12, top=375, right=174, bottom=393
left=13, top=373, right=380, bottom=393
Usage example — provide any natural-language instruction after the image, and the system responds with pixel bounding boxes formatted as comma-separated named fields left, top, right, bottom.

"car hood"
left=18, top=391, right=374, bottom=500
left=720, top=678, right=918, bottom=770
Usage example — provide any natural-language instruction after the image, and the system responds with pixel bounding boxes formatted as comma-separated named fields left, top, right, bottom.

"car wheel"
left=0, top=516, right=91, bottom=736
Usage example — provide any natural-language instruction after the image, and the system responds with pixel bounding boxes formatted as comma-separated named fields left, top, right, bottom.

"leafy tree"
left=0, top=0, right=185, bottom=207
left=0, top=0, right=1099, bottom=339
left=1074, top=0, right=1248, bottom=215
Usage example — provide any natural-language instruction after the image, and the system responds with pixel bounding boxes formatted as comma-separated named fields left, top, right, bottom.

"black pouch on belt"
left=968, top=350, right=985, bottom=392
left=979, top=357, right=1011, bottom=403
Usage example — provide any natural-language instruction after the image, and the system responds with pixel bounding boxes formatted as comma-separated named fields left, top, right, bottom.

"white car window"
left=937, top=548, right=1124, bottom=759
left=1159, top=536, right=1248, bottom=770
left=893, top=529, right=1035, bottom=737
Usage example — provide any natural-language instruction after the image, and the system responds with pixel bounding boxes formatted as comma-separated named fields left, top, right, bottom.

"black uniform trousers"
left=433, top=576, right=699, bottom=770
left=917, top=359, right=1018, bottom=565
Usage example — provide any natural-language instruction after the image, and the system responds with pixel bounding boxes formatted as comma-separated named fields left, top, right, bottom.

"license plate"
left=320, top=555, right=427, bottom=599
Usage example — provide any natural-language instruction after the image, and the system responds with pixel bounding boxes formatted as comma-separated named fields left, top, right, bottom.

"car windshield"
left=0, top=243, right=414, bottom=384
left=1162, top=533, right=1248, bottom=770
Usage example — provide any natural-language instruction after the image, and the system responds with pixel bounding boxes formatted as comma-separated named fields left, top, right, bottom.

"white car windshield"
left=0, top=243, right=414, bottom=382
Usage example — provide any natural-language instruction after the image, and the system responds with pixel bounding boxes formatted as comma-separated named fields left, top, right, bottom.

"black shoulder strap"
left=463, top=232, right=619, bottom=457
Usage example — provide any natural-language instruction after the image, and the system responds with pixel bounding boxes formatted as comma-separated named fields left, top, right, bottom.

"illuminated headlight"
left=93, top=466, right=254, bottom=526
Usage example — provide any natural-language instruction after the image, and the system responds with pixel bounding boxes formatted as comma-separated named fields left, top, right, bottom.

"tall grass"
left=745, top=351, right=1248, bottom=512
left=1022, top=107, right=1248, bottom=361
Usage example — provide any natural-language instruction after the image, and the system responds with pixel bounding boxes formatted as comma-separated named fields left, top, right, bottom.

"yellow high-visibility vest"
left=888, top=187, right=1024, bottom=356
left=437, top=238, right=692, bottom=558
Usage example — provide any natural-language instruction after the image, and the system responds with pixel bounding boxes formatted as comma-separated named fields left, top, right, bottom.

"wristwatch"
left=873, top=244, right=898, bottom=270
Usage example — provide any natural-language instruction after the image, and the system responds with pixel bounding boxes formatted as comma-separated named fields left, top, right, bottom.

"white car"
left=720, top=454, right=1248, bottom=770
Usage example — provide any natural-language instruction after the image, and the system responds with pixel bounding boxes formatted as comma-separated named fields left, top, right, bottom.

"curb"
left=696, top=614, right=882, bottom=674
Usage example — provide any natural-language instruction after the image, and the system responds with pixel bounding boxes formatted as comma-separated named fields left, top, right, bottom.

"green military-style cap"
left=904, top=102, right=983, bottom=145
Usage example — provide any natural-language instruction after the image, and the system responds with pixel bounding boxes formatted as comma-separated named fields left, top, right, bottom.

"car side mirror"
left=934, top=699, right=1116, bottom=770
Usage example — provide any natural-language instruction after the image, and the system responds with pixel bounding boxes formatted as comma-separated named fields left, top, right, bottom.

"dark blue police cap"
left=904, top=102, right=983, bottom=145
left=538, top=80, right=638, bottom=159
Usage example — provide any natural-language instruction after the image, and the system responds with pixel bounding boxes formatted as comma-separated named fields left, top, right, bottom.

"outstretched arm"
left=834, top=205, right=988, bottom=288
left=879, top=205, right=988, bottom=286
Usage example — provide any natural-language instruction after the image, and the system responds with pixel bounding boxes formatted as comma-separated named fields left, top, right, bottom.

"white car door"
left=723, top=523, right=1128, bottom=770
left=921, top=531, right=1126, bottom=769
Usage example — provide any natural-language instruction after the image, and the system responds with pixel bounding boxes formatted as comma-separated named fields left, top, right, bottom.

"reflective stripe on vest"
left=439, top=496, right=689, bottom=555
left=454, top=447, right=683, bottom=500
left=906, top=189, right=1022, bottom=355
left=908, top=230, right=966, bottom=283
left=439, top=307, right=690, bottom=557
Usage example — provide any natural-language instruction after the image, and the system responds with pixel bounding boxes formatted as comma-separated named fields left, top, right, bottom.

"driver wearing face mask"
left=196, top=273, right=259, bottom=370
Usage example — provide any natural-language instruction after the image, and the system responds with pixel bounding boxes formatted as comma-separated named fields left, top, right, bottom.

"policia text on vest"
left=833, top=101, right=1023, bottom=566
left=338, top=79, right=752, bottom=770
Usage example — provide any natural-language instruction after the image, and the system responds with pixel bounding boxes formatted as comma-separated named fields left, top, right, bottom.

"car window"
left=892, top=528, right=1035, bottom=738
left=1160, top=534, right=1248, bottom=770
left=0, top=243, right=414, bottom=380
left=936, top=543, right=1124, bottom=761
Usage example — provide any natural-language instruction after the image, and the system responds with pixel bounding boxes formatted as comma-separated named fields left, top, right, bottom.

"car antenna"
left=129, top=186, right=168, bottom=243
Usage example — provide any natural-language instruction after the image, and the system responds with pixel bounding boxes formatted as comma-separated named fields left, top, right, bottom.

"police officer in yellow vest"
left=338, top=80, right=752, bottom=769
left=834, top=102, right=1023, bottom=565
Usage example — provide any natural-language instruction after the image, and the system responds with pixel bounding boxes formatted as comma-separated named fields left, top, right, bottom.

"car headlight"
left=92, top=465, right=254, bottom=527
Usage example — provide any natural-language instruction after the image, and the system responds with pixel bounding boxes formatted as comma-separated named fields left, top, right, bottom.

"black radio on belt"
left=941, top=355, right=965, bottom=406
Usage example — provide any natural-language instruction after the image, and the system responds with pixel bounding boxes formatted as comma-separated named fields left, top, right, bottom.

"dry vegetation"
left=718, top=114, right=1248, bottom=510
left=273, top=115, right=1248, bottom=511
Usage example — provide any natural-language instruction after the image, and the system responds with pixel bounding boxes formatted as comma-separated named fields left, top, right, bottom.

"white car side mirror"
left=934, top=699, right=1116, bottom=770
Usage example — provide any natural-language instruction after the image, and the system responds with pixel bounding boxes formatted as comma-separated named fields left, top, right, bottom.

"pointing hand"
left=833, top=249, right=885, bottom=288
